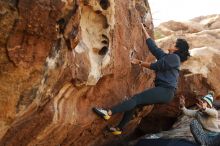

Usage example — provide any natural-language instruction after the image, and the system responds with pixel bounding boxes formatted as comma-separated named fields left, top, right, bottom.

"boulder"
left=0, top=0, right=155, bottom=146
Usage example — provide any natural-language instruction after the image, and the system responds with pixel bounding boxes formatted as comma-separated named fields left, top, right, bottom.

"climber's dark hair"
left=174, top=38, right=190, bottom=62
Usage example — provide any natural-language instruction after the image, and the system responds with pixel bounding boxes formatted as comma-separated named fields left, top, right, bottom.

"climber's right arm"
left=141, top=24, right=166, bottom=60
left=146, top=39, right=166, bottom=60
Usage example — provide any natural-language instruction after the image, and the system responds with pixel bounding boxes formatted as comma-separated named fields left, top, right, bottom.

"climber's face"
left=201, top=100, right=208, bottom=108
left=168, top=46, right=178, bottom=53
left=197, top=99, right=210, bottom=109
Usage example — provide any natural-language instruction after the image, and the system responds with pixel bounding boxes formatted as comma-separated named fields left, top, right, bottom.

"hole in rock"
left=57, top=18, right=65, bottom=27
left=95, top=10, right=102, bottom=14
left=138, top=116, right=178, bottom=134
left=100, top=16, right=109, bottom=29
left=8, top=0, right=19, bottom=8
left=103, top=21, right=109, bottom=29
left=83, top=0, right=89, bottom=5
left=99, top=0, right=110, bottom=10
left=101, top=34, right=109, bottom=45
left=56, top=18, right=66, bottom=33
left=98, top=46, right=108, bottom=55
left=101, top=40, right=108, bottom=45
left=102, top=34, right=108, bottom=39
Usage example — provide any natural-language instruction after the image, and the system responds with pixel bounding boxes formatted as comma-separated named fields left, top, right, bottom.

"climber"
left=179, top=91, right=220, bottom=146
left=93, top=23, right=190, bottom=135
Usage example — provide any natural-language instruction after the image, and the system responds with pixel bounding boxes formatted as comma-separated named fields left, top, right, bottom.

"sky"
left=148, top=0, right=220, bottom=26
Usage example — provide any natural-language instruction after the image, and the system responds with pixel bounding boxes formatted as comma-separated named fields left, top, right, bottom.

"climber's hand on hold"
left=131, top=58, right=141, bottom=65
left=141, top=23, right=148, bottom=33
left=142, top=23, right=149, bottom=29
left=131, top=58, right=151, bottom=69
left=141, top=23, right=150, bottom=39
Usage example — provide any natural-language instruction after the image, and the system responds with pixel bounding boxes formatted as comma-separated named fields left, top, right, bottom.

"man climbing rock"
left=93, top=23, right=190, bottom=135
left=179, top=91, right=220, bottom=146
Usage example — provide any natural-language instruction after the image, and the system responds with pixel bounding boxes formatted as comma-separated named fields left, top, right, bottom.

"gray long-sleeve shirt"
left=146, top=38, right=180, bottom=89
left=182, top=107, right=220, bottom=133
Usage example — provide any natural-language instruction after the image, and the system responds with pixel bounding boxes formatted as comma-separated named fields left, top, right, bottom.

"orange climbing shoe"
left=109, top=127, right=122, bottom=135
left=93, top=107, right=111, bottom=120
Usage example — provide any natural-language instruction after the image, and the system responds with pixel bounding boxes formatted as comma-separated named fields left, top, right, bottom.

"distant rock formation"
left=155, top=14, right=220, bottom=98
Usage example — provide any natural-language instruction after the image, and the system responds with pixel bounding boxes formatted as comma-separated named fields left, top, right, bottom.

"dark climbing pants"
left=110, top=86, right=175, bottom=129
left=190, top=120, right=220, bottom=146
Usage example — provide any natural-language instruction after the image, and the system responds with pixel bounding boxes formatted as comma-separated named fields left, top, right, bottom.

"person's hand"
left=131, top=58, right=141, bottom=65
left=196, top=99, right=206, bottom=111
left=141, top=23, right=150, bottom=39
left=179, top=95, right=185, bottom=109
left=141, top=23, right=148, bottom=33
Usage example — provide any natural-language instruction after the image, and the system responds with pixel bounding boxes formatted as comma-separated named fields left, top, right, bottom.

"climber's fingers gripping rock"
left=131, top=58, right=141, bottom=65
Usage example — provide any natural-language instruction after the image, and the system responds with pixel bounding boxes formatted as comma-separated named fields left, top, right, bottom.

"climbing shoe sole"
left=108, top=127, right=122, bottom=135
left=111, top=130, right=122, bottom=135
left=92, top=107, right=110, bottom=120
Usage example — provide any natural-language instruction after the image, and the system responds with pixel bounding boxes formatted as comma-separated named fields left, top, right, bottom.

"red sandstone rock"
left=0, top=0, right=155, bottom=145
left=1, top=0, right=219, bottom=145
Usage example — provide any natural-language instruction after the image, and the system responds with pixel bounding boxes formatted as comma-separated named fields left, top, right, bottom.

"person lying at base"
left=93, top=23, right=190, bottom=135
left=179, top=91, right=220, bottom=146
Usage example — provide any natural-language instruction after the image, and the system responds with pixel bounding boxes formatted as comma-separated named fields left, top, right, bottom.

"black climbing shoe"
left=93, top=107, right=111, bottom=120
left=109, top=127, right=122, bottom=135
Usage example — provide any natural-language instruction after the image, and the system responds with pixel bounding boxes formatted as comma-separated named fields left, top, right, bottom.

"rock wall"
left=0, top=0, right=155, bottom=146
